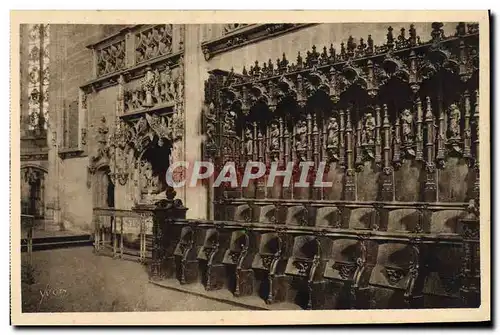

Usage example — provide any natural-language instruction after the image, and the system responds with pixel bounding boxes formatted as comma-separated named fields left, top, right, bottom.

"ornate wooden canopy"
left=204, top=22, right=480, bottom=203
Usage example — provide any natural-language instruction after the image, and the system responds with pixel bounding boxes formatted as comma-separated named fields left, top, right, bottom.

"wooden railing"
left=92, top=207, right=153, bottom=262
left=21, top=214, right=35, bottom=266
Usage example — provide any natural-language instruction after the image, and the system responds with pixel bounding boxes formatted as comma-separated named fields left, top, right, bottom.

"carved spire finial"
left=340, top=42, right=346, bottom=59
left=409, top=24, right=417, bottom=46
left=347, top=36, right=356, bottom=57
left=431, top=22, right=444, bottom=42
left=279, top=52, right=289, bottom=73
left=367, top=35, right=374, bottom=54
left=306, top=45, right=320, bottom=67
left=321, top=46, right=328, bottom=62
left=297, top=51, right=303, bottom=69
left=252, top=61, right=260, bottom=77
left=456, top=22, right=466, bottom=36
left=383, top=104, right=389, bottom=123
left=386, top=26, right=394, bottom=49
left=329, top=43, right=336, bottom=61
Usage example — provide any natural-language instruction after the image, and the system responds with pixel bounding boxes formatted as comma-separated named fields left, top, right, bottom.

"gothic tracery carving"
left=203, top=22, right=479, bottom=206
left=135, top=24, right=173, bottom=64
left=96, top=40, right=126, bottom=77
left=124, top=65, right=183, bottom=113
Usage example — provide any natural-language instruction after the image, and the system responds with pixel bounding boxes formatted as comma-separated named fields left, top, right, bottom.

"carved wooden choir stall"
left=93, top=22, right=481, bottom=310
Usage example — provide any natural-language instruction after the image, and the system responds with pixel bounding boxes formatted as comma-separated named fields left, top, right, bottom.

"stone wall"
left=47, top=24, right=125, bottom=231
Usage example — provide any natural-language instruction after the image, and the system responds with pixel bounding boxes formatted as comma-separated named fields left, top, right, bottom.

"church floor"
left=21, top=246, right=246, bottom=312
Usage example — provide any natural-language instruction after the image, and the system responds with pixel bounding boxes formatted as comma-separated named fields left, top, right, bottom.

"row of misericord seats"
left=157, top=200, right=479, bottom=310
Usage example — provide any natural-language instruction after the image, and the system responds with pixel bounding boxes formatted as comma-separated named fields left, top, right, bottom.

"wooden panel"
left=395, top=160, right=423, bottom=202
left=356, top=161, right=380, bottom=201
left=438, top=157, right=471, bottom=202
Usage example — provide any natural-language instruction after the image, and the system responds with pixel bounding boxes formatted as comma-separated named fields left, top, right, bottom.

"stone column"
left=19, top=25, right=30, bottom=136
left=46, top=24, right=64, bottom=229
left=183, top=24, right=208, bottom=219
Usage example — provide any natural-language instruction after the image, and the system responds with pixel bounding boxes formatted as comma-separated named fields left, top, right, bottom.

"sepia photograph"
left=10, top=10, right=490, bottom=325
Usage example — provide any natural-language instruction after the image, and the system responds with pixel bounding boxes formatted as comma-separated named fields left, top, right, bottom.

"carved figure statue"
left=223, top=110, right=236, bottom=134
left=449, top=104, right=461, bottom=140
left=363, top=112, right=376, bottom=144
left=134, top=117, right=149, bottom=136
left=244, top=127, right=253, bottom=155
left=160, top=67, right=175, bottom=103
left=295, top=119, right=307, bottom=160
left=270, top=122, right=280, bottom=151
left=130, top=89, right=142, bottom=110
left=401, top=109, right=414, bottom=144
left=205, top=120, right=216, bottom=144
left=157, top=26, right=168, bottom=54
left=326, top=116, right=339, bottom=148
left=139, top=160, right=154, bottom=195
left=145, top=32, right=154, bottom=60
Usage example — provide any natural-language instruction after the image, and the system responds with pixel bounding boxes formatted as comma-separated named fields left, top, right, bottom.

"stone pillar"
left=183, top=24, right=208, bottom=219
left=19, top=25, right=30, bottom=136
left=46, top=25, right=63, bottom=229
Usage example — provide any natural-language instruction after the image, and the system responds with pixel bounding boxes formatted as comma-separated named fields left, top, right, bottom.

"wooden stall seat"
left=423, top=242, right=463, bottom=308
left=222, top=230, right=257, bottom=296
left=348, top=207, right=376, bottom=230
left=430, top=209, right=468, bottom=234
left=368, top=242, right=425, bottom=308
left=315, top=206, right=341, bottom=228
left=386, top=209, right=421, bottom=233
left=324, top=238, right=378, bottom=309
left=284, top=236, right=332, bottom=309
left=286, top=205, right=310, bottom=226
left=173, top=226, right=204, bottom=284
left=234, top=204, right=252, bottom=222
left=255, top=204, right=276, bottom=224
left=197, top=228, right=230, bottom=291
left=252, top=232, right=290, bottom=304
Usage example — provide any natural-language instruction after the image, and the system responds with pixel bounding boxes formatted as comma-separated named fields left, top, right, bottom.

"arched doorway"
left=137, top=142, right=172, bottom=202
left=92, top=165, right=115, bottom=248
left=93, top=165, right=115, bottom=208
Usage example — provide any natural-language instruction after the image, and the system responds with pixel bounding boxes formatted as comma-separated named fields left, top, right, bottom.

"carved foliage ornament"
left=219, top=22, right=478, bottom=113
left=23, top=166, right=44, bottom=184
left=96, top=40, right=126, bottom=77
left=135, top=24, right=173, bottom=64
left=124, top=65, right=183, bottom=113
left=204, top=22, right=479, bottom=184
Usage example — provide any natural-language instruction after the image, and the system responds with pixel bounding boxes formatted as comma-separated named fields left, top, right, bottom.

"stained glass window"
left=27, top=24, right=49, bottom=131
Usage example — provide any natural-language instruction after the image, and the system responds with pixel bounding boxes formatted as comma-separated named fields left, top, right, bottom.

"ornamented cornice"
left=81, top=51, right=183, bottom=94
left=21, top=151, right=49, bottom=162
left=58, top=148, right=85, bottom=159
left=201, top=24, right=317, bottom=61
left=218, top=23, right=478, bottom=95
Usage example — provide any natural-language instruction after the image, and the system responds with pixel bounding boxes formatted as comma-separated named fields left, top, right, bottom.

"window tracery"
left=27, top=24, right=50, bottom=132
